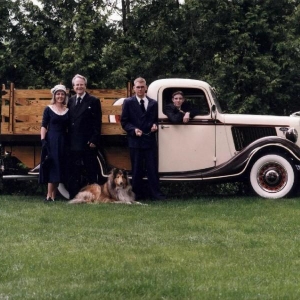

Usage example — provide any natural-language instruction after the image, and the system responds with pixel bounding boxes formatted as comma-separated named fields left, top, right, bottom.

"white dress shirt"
left=137, top=96, right=148, bottom=110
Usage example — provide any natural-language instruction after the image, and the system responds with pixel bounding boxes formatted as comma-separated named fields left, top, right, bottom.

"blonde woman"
left=39, top=84, right=69, bottom=202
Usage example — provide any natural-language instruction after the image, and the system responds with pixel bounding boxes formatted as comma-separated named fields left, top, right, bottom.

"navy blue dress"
left=39, top=106, right=69, bottom=184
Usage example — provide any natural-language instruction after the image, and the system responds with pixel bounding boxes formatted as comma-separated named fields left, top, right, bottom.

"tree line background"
left=1, top=0, right=300, bottom=115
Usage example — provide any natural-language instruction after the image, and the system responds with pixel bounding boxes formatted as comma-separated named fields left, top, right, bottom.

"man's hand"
left=183, top=112, right=190, bottom=123
left=88, top=142, right=96, bottom=148
left=151, top=124, right=158, bottom=132
left=135, top=128, right=143, bottom=136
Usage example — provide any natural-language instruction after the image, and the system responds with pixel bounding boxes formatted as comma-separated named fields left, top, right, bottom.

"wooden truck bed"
left=1, top=83, right=131, bottom=169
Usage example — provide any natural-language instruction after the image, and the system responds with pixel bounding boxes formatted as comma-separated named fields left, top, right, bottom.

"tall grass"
left=1, top=195, right=300, bottom=299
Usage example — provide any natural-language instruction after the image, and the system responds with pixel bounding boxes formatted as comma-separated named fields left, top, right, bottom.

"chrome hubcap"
left=257, top=162, right=287, bottom=192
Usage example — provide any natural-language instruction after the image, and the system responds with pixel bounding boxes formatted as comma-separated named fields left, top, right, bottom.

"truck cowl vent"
left=232, top=126, right=277, bottom=151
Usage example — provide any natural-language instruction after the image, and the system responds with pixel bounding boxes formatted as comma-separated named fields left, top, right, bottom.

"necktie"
left=140, top=99, right=146, bottom=113
left=76, top=97, right=82, bottom=106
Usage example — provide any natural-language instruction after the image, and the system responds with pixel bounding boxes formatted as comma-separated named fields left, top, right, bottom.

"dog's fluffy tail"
left=68, top=191, right=94, bottom=204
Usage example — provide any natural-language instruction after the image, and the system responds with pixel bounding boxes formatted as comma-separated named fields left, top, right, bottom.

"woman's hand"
left=41, top=139, right=47, bottom=148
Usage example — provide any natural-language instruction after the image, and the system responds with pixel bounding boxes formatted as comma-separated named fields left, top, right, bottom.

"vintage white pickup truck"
left=2, top=78, right=300, bottom=199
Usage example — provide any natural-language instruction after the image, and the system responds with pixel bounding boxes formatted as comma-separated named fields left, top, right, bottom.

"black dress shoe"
left=135, top=194, right=146, bottom=201
left=152, top=194, right=166, bottom=200
left=44, top=197, right=54, bottom=203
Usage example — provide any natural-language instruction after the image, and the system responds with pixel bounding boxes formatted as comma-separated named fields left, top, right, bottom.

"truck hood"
left=221, top=113, right=300, bottom=127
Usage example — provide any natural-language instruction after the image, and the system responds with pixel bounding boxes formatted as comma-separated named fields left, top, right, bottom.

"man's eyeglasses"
left=135, top=86, right=145, bottom=89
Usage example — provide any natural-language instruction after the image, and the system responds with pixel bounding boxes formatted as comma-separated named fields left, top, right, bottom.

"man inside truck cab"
left=165, top=91, right=200, bottom=123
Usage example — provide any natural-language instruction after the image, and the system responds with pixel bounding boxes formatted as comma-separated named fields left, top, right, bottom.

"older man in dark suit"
left=67, top=74, right=102, bottom=199
left=121, top=77, right=165, bottom=200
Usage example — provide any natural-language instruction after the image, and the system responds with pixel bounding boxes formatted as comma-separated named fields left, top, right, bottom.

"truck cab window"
left=162, top=88, right=210, bottom=116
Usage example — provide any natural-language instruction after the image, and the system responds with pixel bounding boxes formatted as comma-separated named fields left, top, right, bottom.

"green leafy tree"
left=101, top=0, right=186, bottom=87
left=2, top=0, right=300, bottom=118
left=183, top=0, right=300, bottom=115
left=4, top=0, right=113, bottom=88
left=3, top=0, right=53, bottom=87
left=41, top=0, right=113, bottom=87
left=0, top=0, right=11, bottom=84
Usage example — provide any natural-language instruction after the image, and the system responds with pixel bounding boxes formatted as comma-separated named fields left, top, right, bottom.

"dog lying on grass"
left=68, top=168, right=144, bottom=205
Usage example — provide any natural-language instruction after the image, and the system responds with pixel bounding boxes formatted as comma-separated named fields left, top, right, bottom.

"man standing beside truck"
left=67, top=74, right=102, bottom=199
left=121, top=77, right=165, bottom=200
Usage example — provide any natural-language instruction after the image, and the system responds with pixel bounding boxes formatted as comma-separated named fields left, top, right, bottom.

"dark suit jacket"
left=121, top=96, right=158, bottom=149
left=67, top=92, right=102, bottom=151
left=165, top=101, right=199, bottom=124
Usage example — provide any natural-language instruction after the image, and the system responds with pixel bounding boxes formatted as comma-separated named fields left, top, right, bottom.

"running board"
left=2, top=175, right=38, bottom=181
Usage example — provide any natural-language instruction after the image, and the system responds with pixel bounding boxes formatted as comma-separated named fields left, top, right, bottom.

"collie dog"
left=68, top=168, right=144, bottom=205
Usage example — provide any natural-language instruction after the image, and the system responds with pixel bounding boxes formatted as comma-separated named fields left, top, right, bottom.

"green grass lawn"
left=1, top=194, right=300, bottom=299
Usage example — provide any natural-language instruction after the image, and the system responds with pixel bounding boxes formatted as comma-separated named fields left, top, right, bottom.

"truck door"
left=158, top=88, right=216, bottom=173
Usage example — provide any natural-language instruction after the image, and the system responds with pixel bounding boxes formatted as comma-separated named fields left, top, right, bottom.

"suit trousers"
left=129, top=147, right=160, bottom=199
left=68, top=148, right=99, bottom=199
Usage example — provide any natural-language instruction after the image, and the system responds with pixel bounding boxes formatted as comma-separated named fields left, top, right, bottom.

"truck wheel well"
left=249, top=146, right=296, bottom=168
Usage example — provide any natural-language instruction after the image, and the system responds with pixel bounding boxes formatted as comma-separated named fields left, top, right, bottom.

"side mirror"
left=211, top=104, right=217, bottom=119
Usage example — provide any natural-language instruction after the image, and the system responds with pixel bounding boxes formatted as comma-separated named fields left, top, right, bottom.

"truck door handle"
left=161, top=125, right=169, bottom=129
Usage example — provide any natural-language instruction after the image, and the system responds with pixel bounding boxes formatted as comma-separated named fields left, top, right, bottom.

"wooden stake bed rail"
left=1, top=84, right=128, bottom=136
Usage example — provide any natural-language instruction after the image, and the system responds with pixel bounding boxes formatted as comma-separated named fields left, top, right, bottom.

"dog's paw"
left=136, top=201, right=148, bottom=206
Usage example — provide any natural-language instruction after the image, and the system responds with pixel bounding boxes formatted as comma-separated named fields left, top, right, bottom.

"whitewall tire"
left=250, top=154, right=297, bottom=199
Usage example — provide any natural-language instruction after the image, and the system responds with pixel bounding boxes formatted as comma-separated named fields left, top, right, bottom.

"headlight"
left=285, top=127, right=298, bottom=143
